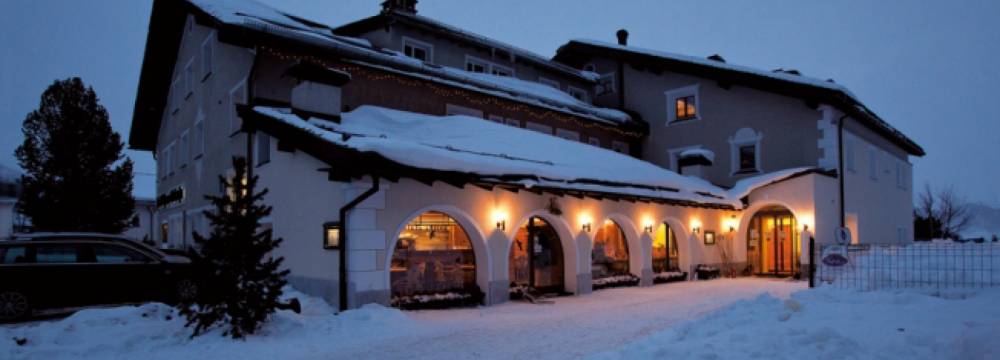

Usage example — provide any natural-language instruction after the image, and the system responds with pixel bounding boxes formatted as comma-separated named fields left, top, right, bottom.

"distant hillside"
left=0, top=163, right=21, bottom=184
left=963, top=203, right=1000, bottom=239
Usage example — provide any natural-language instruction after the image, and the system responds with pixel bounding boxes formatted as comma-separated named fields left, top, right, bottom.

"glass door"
left=748, top=210, right=799, bottom=276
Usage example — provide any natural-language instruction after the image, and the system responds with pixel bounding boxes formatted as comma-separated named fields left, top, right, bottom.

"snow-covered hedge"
left=390, top=289, right=484, bottom=310
left=653, top=271, right=688, bottom=284
left=592, top=274, right=640, bottom=290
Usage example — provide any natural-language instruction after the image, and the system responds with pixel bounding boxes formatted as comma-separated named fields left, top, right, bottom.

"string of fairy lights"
left=261, top=46, right=644, bottom=138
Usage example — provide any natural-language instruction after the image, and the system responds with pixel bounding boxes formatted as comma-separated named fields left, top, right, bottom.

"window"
left=538, top=77, right=560, bottom=89
left=35, top=245, right=79, bottom=263
left=728, top=128, right=762, bottom=175
left=896, top=161, right=906, bottom=189
left=0, top=246, right=28, bottom=264
left=193, top=110, right=205, bottom=157
left=164, top=142, right=175, bottom=175
left=588, top=137, right=601, bottom=147
left=229, top=80, right=247, bottom=134
left=738, top=145, right=756, bottom=172
left=183, top=59, right=195, bottom=99
left=92, top=245, right=151, bottom=264
left=597, top=73, right=616, bottom=94
left=256, top=132, right=270, bottom=166
left=491, top=64, right=514, bottom=77
left=611, top=141, right=629, bottom=154
left=869, top=147, right=878, bottom=180
left=504, top=118, right=521, bottom=127
left=567, top=86, right=589, bottom=102
left=170, top=77, right=182, bottom=114
left=665, top=84, right=700, bottom=124
left=445, top=104, right=483, bottom=118
left=402, top=37, right=433, bottom=63
left=465, top=56, right=489, bottom=73
left=178, top=130, right=189, bottom=168
left=675, top=96, right=697, bottom=121
left=845, top=139, right=856, bottom=172
left=555, top=129, right=580, bottom=142
left=525, top=121, right=553, bottom=135
left=488, top=114, right=504, bottom=124
left=200, top=32, right=214, bottom=81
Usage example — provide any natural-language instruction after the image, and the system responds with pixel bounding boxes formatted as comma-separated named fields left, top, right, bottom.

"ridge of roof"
left=555, top=39, right=925, bottom=156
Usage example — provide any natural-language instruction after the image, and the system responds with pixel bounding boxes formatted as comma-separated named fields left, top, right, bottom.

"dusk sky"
left=1, top=0, right=998, bottom=205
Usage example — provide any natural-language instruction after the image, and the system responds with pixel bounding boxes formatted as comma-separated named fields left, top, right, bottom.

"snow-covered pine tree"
left=15, top=77, right=135, bottom=233
left=181, top=156, right=289, bottom=339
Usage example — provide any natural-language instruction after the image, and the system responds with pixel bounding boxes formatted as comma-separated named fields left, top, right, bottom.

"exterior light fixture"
left=323, top=221, right=341, bottom=249
left=693, top=226, right=701, bottom=234
left=579, top=213, right=593, bottom=233
left=492, top=209, right=508, bottom=231
left=644, top=224, right=653, bottom=233
left=642, top=216, right=654, bottom=233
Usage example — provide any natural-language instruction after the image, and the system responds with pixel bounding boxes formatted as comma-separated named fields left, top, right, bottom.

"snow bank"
left=593, top=287, right=1000, bottom=360
left=0, top=288, right=416, bottom=360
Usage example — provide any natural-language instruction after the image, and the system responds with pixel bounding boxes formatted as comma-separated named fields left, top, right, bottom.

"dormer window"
left=402, top=37, right=433, bottom=63
left=567, top=86, right=589, bottom=102
left=466, top=56, right=488, bottom=73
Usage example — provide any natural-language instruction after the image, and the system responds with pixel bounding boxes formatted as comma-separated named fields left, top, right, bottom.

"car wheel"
left=0, top=291, right=30, bottom=322
left=175, top=279, right=199, bottom=302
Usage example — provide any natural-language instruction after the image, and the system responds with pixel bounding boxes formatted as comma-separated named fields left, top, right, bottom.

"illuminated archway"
left=651, top=222, right=687, bottom=283
left=509, top=216, right=566, bottom=295
left=389, top=211, right=482, bottom=308
left=745, top=205, right=800, bottom=276
left=591, top=219, right=637, bottom=288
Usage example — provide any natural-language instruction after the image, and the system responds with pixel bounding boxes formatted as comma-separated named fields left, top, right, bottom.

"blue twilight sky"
left=1, top=0, right=998, bottom=205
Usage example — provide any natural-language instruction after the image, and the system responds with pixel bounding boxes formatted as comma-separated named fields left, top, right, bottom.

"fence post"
left=809, top=236, right=816, bottom=288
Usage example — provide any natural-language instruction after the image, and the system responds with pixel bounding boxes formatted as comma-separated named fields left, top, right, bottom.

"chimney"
left=616, top=29, right=629, bottom=46
left=381, top=0, right=418, bottom=14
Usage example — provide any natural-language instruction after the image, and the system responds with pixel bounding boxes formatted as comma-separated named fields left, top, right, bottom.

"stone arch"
left=508, top=209, right=578, bottom=294
left=595, top=214, right=643, bottom=278
left=385, top=205, right=491, bottom=302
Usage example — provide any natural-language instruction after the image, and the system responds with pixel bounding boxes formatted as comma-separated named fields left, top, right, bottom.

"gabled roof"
left=554, top=39, right=925, bottom=157
left=130, top=0, right=633, bottom=151
left=333, top=9, right=600, bottom=83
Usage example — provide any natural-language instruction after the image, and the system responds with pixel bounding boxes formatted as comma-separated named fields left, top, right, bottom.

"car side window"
left=35, top=245, right=80, bottom=264
left=0, top=246, right=30, bottom=264
left=92, top=245, right=153, bottom=264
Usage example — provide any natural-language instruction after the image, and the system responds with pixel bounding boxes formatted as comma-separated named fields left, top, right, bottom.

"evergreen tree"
left=15, top=77, right=134, bottom=233
left=181, top=157, right=289, bottom=339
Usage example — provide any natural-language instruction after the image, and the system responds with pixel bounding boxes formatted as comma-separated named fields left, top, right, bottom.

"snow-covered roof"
left=556, top=39, right=925, bottom=156
left=250, top=105, right=733, bottom=207
left=679, top=148, right=716, bottom=163
left=184, top=0, right=630, bottom=126
left=571, top=39, right=859, bottom=101
left=334, top=9, right=600, bottom=82
left=249, top=105, right=829, bottom=208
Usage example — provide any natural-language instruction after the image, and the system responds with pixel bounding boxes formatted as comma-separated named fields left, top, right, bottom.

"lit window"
left=592, top=220, right=630, bottom=281
left=675, top=95, right=697, bottom=121
left=391, top=212, right=476, bottom=303
left=665, top=84, right=700, bottom=124
left=402, top=37, right=433, bottom=62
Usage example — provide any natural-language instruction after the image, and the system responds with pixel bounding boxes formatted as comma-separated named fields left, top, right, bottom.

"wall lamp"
left=693, top=227, right=701, bottom=234
left=496, top=219, right=506, bottom=231
left=644, top=224, right=654, bottom=233
left=582, top=222, right=592, bottom=233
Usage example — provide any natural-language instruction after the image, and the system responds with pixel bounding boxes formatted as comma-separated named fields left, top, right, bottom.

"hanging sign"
left=835, top=227, right=852, bottom=245
left=821, top=245, right=849, bottom=267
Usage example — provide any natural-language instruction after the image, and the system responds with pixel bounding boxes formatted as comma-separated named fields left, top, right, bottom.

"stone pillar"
left=344, top=179, right=390, bottom=309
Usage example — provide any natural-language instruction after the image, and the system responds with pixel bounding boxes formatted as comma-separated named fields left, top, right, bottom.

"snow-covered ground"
left=3, top=278, right=997, bottom=359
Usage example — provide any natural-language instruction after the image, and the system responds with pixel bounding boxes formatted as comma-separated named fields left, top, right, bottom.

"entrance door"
left=510, top=216, right=564, bottom=294
left=747, top=209, right=799, bottom=276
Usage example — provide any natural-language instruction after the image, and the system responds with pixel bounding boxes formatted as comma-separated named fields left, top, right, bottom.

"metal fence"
left=813, top=241, right=1000, bottom=291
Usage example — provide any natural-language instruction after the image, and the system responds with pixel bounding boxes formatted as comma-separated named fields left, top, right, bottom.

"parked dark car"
left=0, top=233, right=198, bottom=321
